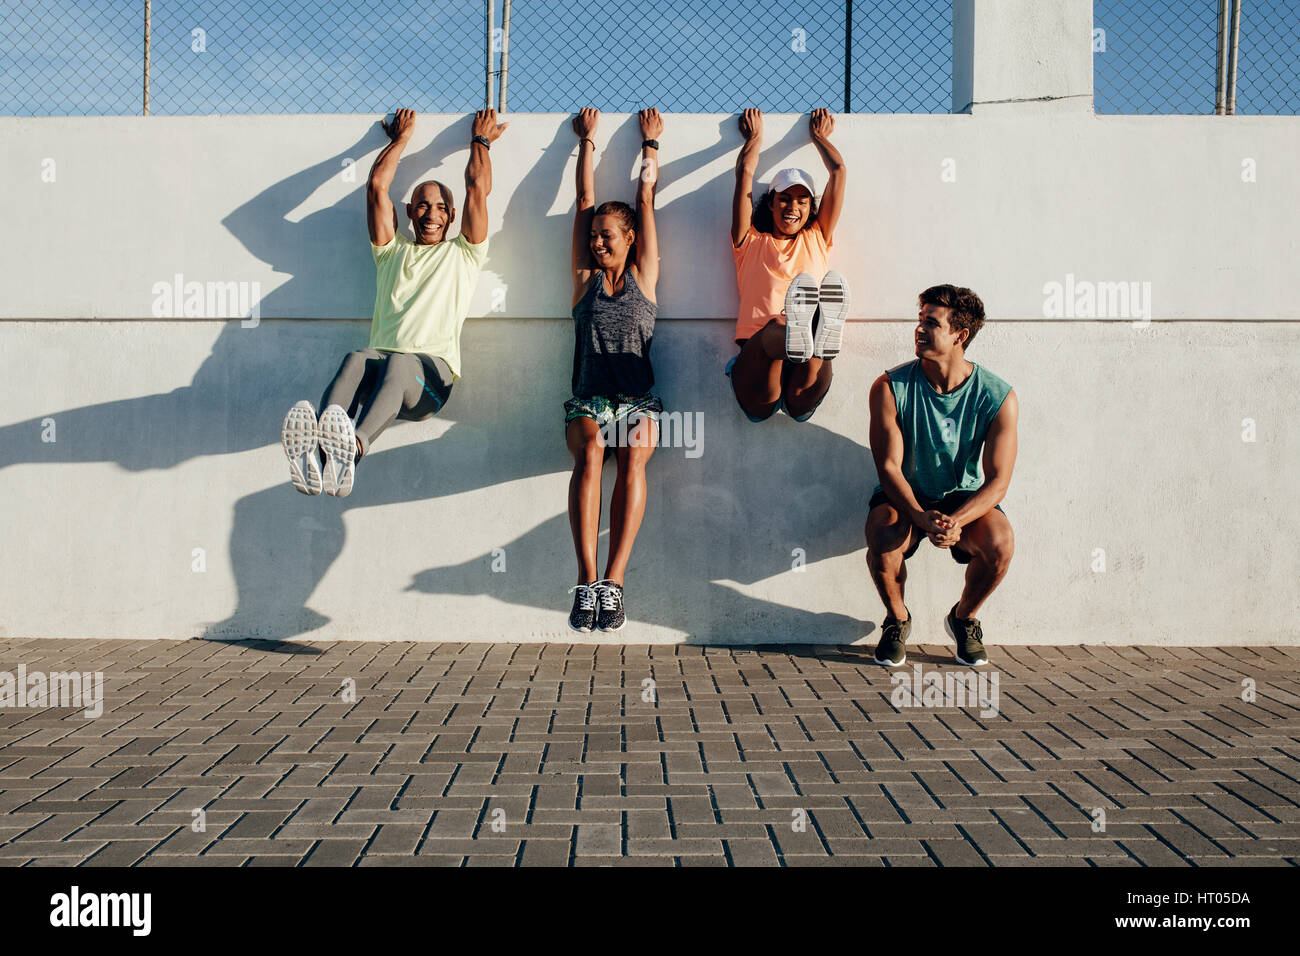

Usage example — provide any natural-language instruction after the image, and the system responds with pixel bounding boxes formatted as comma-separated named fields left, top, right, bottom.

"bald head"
left=407, top=180, right=456, bottom=244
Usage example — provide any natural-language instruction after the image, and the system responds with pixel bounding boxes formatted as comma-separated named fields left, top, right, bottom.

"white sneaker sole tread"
left=317, top=405, right=357, bottom=498
left=281, top=401, right=322, bottom=496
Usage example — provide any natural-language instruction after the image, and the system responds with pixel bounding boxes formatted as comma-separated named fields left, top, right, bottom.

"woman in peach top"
left=727, top=108, right=849, bottom=423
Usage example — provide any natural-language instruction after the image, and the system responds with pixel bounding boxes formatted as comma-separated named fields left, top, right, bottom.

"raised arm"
left=462, top=109, right=507, bottom=246
left=367, top=109, right=414, bottom=246
left=949, top=390, right=1019, bottom=528
left=731, top=108, right=762, bottom=248
left=634, top=108, right=662, bottom=300
left=571, top=108, right=598, bottom=304
left=810, top=108, right=845, bottom=242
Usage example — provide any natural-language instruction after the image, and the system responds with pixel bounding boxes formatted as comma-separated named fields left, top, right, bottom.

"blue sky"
left=1, top=1, right=1295, bottom=116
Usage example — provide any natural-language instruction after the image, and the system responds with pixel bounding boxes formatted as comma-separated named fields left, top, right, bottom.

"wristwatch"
left=472, top=134, right=491, bottom=150
left=642, top=138, right=659, bottom=150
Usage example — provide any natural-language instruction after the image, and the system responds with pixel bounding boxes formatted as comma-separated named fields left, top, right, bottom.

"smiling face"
left=915, top=302, right=968, bottom=359
left=590, top=213, right=634, bottom=268
left=769, top=186, right=812, bottom=236
left=407, top=181, right=455, bottom=245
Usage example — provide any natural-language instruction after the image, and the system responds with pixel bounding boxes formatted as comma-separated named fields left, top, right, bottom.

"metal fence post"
left=1226, top=0, right=1242, bottom=115
left=1215, top=0, right=1229, bottom=114
left=843, top=0, right=853, bottom=113
left=485, top=0, right=495, bottom=110
left=143, top=0, right=151, bottom=116
left=499, top=0, right=511, bottom=112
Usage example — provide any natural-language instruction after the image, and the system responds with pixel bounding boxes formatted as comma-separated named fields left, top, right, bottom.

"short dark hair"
left=752, top=189, right=819, bottom=235
left=918, top=284, right=986, bottom=349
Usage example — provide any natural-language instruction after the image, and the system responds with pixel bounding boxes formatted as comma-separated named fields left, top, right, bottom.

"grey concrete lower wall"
left=1, top=318, right=1296, bottom=644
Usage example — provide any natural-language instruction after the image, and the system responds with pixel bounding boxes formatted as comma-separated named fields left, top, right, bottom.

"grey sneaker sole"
left=281, top=401, right=322, bottom=495
left=783, top=273, right=817, bottom=362
left=813, top=269, right=850, bottom=359
left=945, top=615, right=988, bottom=666
left=874, top=652, right=907, bottom=668
left=317, top=405, right=356, bottom=498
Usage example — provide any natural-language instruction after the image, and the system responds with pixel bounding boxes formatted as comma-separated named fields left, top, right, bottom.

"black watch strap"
left=642, top=138, right=659, bottom=150
left=472, top=134, right=491, bottom=150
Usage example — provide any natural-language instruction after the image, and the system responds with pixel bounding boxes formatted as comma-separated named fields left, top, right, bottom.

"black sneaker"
left=595, top=580, right=626, bottom=632
left=873, top=610, right=911, bottom=667
left=567, top=583, right=598, bottom=633
left=946, top=605, right=988, bottom=666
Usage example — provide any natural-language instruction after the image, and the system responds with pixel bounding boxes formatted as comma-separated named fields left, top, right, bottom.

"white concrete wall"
left=2, top=2, right=1298, bottom=644
left=1, top=316, right=1296, bottom=645
left=5, top=112, right=1298, bottom=321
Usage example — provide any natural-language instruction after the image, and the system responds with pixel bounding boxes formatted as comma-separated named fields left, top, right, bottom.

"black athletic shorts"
left=867, top=488, right=1006, bottom=566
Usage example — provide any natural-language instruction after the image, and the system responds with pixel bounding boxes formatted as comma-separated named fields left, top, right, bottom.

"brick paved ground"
left=0, top=639, right=1297, bottom=867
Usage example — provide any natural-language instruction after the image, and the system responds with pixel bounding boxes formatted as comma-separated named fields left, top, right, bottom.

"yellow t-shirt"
left=732, top=224, right=831, bottom=341
left=368, top=230, right=489, bottom=379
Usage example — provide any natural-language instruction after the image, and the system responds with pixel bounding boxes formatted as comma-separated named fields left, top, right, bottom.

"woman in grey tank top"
left=563, top=107, right=664, bottom=635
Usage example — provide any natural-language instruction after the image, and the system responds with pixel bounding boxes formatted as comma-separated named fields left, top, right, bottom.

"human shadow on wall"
left=0, top=128, right=379, bottom=476
left=206, top=113, right=879, bottom=644
left=0, top=117, right=510, bottom=476
left=202, top=118, right=615, bottom=640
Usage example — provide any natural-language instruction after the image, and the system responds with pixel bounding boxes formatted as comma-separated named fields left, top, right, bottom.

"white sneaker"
left=783, top=272, right=818, bottom=363
left=281, top=401, right=323, bottom=495
left=317, top=404, right=356, bottom=498
left=813, top=270, right=850, bottom=360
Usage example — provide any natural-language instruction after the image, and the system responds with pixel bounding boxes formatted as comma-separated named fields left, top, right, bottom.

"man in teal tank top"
left=865, top=285, right=1019, bottom=668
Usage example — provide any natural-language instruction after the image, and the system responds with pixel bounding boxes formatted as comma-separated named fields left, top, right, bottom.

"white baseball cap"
left=770, top=167, right=816, bottom=196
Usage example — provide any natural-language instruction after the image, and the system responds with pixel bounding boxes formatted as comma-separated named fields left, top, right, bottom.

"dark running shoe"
left=595, top=580, right=626, bottom=632
left=946, top=605, right=988, bottom=666
left=568, top=583, right=598, bottom=633
left=873, top=610, right=911, bottom=667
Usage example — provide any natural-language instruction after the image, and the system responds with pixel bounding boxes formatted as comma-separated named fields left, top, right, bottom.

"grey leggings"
left=320, top=348, right=453, bottom=456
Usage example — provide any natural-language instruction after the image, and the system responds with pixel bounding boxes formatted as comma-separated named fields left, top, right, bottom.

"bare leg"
left=864, top=503, right=923, bottom=621
left=566, top=417, right=605, bottom=585
left=605, top=418, right=657, bottom=585
left=782, top=355, right=834, bottom=419
left=951, top=510, right=1015, bottom=618
left=728, top=320, right=786, bottom=419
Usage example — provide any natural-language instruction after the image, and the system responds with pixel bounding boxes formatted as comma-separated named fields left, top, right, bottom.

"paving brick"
left=368, top=824, right=425, bottom=855
left=922, top=839, right=988, bottom=866
left=575, top=824, right=621, bottom=856
left=627, top=838, right=724, bottom=856
left=302, top=839, right=370, bottom=867
left=3, top=638, right=1297, bottom=868
left=519, top=839, right=572, bottom=867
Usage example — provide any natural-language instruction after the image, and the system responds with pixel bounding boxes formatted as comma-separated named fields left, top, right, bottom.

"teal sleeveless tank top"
left=871, top=359, right=1012, bottom=503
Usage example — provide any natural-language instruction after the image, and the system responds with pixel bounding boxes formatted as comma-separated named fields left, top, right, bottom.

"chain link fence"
left=3, top=2, right=1295, bottom=117
left=1234, top=0, right=1300, bottom=115
left=1, top=0, right=484, bottom=116
left=1094, top=0, right=1299, bottom=114
left=501, top=0, right=950, bottom=113
left=1, top=0, right=950, bottom=116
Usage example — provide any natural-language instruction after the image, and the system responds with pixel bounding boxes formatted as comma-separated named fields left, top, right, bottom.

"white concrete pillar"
left=952, top=0, right=1095, bottom=114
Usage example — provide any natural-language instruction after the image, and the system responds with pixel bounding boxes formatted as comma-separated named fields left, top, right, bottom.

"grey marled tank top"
left=571, top=267, right=656, bottom=399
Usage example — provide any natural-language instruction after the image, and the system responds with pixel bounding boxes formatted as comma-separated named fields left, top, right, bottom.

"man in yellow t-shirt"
left=280, top=108, right=507, bottom=498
